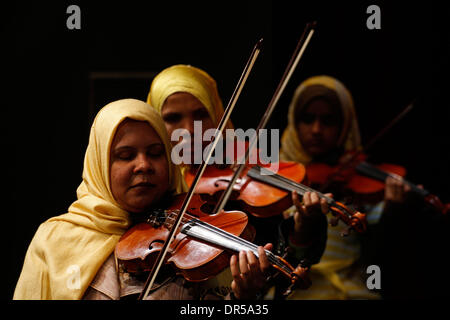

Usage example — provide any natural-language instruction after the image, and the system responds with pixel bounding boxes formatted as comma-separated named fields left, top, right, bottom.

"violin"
left=183, top=129, right=368, bottom=233
left=355, top=161, right=449, bottom=215
left=186, top=158, right=367, bottom=235
left=185, top=156, right=307, bottom=218
left=306, top=151, right=406, bottom=203
left=246, top=164, right=367, bottom=235
left=116, top=193, right=249, bottom=281
left=116, top=193, right=310, bottom=289
left=307, top=151, right=449, bottom=215
left=304, top=98, right=449, bottom=215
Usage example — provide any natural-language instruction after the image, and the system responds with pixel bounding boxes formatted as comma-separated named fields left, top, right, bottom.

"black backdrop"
left=2, top=0, right=448, bottom=300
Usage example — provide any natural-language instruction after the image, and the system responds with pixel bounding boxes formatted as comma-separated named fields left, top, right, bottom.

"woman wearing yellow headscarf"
left=147, top=65, right=336, bottom=300
left=147, top=64, right=236, bottom=172
left=148, top=64, right=232, bottom=130
left=280, top=75, right=384, bottom=299
left=146, top=65, right=278, bottom=298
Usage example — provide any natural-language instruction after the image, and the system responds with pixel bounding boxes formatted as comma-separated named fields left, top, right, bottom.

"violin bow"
left=138, top=39, right=263, bottom=300
left=213, top=22, right=317, bottom=214
left=320, top=99, right=415, bottom=192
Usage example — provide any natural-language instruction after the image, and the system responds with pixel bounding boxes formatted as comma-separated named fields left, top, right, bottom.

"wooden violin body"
left=354, top=161, right=449, bottom=215
left=185, top=161, right=307, bottom=217
left=116, top=192, right=311, bottom=292
left=306, top=152, right=406, bottom=204
left=306, top=151, right=449, bottom=215
left=116, top=194, right=252, bottom=282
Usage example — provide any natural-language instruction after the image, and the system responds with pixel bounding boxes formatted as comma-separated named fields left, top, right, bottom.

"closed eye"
left=113, top=147, right=136, bottom=161
left=162, top=112, right=182, bottom=124
left=192, top=108, right=211, bottom=121
left=147, top=144, right=165, bottom=157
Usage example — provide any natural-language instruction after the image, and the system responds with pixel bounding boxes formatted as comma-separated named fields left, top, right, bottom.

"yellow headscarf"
left=14, top=99, right=186, bottom=300
left=147, top=64, right=233, bottom=129
left=280, top=75, right=361, bottom=164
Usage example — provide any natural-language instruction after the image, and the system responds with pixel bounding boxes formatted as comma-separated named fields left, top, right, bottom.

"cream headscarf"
left=14, top=99, right=186, bottom=300
left=147, top=64, right=233, bottom=129
left=280, top=75, right=361, bottom=164
left=279, top=77, right=369, bottom=299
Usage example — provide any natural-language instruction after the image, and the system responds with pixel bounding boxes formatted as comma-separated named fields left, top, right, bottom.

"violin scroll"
left=424, top=194, right=450, bottom=216
left=328, top=201, right=367, bottom=236
left=289, top=264, right=311, bottom=290
left=266, top=255, right=311, bottom=297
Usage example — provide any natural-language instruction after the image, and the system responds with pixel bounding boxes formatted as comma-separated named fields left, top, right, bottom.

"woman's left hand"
left=230, top=243, right=272, bottom=299
left=292, top=191, right=330, bottom=235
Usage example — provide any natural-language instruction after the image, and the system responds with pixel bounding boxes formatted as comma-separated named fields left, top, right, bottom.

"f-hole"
left=148, top=239, right=165, bottom=251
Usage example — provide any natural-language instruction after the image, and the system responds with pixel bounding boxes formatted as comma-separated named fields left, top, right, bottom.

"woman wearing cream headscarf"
left=282, top=75, right=447, bottom=300
left=280, top=75, right=383, bottom=299
left=13, top=99, right=186, bottom=300
left=280, top=75, right=361, bottom=165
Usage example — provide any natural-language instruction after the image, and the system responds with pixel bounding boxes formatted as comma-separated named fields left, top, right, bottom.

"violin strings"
left=253, top=165, right=358, bottom=215
left=357, top=162, right=428, bottom=197
left=163, top=213, right=291, bottom=274
left=249, top=166, right=306, bottom=194
left=251, top=166, right=357, bottom=220
left=250, top=165, right=314, bottom=197
left=165, top=213, right=257, bottom=251
left=154, top=207, right=294, bottom=273
left=254, top=166, right=329, bottom=199
left=163, top=212, right=195, bottom=229
left=146, top=207, right=294, bottom=278
left=193, top=219, right=291, bottom=273
left=160, top=211, right=291, bottom=273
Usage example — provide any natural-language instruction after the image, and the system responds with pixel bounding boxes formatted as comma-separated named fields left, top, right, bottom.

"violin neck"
left=247, top=166, right=355, bottom=221
left=181, top=218, right=258, bottom=255
left=355, top=161, right=429, bottom=197
left=247, top=165, right=334, bottom=204
left=248, top=166, right=365, bottom=233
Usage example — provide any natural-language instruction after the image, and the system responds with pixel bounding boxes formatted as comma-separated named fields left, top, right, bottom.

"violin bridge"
left=146, top=209, right=172, bottom=228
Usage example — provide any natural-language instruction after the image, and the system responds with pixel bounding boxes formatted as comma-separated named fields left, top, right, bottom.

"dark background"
left=1, top=1, right=448, bottom=299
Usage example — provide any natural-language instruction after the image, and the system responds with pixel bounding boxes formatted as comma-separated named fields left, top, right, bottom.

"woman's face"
left=110, top=119, right=169, bottom=213
left=161, top=92, right=215, bottom=138
left=296, top=98, right=342, bottom=157
left=161, top=92, right=215, bottom=162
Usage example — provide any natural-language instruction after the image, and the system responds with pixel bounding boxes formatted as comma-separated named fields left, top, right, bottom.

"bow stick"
left=213, top=22, right=317, bottom=214
left=139, top=38, right=263, bottom=300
